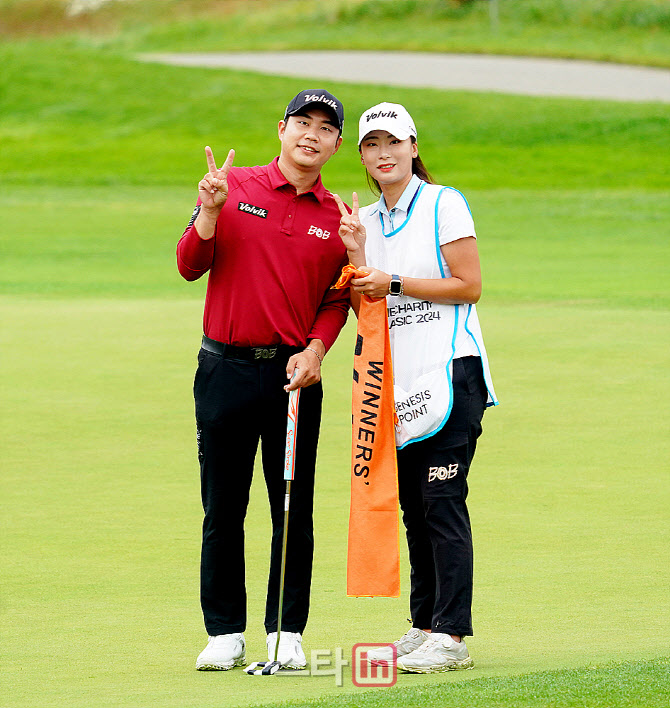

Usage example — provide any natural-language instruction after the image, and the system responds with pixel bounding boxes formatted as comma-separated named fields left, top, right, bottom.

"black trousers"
left=194, top=347, right=323, bottom=636
left=396, top=356, right=488, bottom=637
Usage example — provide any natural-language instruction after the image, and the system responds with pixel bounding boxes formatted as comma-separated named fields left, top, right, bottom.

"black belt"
left=201, top=335, right=301, bottom=363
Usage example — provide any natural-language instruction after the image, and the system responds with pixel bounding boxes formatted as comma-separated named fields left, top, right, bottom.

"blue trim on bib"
left=444, top=186, right=473, bottom=216
left=379, top=182, right=426, bottom=238
left=396, top=305, right=459, bottom=450
left=464, top=305, right=499, bottom=408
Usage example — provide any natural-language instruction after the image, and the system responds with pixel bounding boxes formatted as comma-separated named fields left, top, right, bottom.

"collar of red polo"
left=268, top=157, right=327, bottom=204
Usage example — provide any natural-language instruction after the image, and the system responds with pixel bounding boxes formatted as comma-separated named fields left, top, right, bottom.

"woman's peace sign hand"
left=198, top=146, right=235, bottom=212
left=333, top=192, right=367, bottom=267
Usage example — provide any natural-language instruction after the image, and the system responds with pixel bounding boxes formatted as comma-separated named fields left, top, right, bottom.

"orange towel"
left=334, top=265, right=400, bottom=597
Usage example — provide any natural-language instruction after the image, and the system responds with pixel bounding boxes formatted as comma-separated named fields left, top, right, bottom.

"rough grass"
left=2, top=0, right=670, bottom=66
left=276, top=657, right=670, bottom=708
left=333, top=0, right=670, bottom=29
left=1, top=43, right=669, bottom=194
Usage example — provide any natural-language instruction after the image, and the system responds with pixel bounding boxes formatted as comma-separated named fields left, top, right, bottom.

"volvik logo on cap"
left=366, top=109, right=398, bottom=122
left=303, top=93, right=340, bottom=112
left=358, top=102, right=417, bottom=145
left=284, top=88, right=344, bottom=131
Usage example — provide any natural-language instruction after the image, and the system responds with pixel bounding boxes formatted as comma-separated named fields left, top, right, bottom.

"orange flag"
left=333, top=266, right=400, bottom=597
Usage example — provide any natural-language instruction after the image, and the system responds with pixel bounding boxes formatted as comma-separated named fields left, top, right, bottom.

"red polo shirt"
left=177, top=158, right=350, bottom=351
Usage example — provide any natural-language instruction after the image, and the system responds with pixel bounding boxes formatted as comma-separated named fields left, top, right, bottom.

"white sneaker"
left=266, top=631, right=307, bottom=669
left=196, top=633, right=246, bottom=670
left=396, top=633, right=474, bottom=673
left=366, top=627, right=430, bottom=665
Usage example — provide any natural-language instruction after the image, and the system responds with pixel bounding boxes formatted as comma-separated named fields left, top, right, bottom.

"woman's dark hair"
left=363, top=136, right=435, bottom=196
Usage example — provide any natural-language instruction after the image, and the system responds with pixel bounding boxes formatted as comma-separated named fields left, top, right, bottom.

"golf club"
left=245, top=383, right=301, bottom=676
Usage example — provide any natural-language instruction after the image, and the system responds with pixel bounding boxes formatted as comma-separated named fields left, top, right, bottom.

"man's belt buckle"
left=253, top=347, right=278, bottom=360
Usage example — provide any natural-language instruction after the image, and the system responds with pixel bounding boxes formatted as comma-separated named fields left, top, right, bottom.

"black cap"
left=284, top=89, right=344, bottom=132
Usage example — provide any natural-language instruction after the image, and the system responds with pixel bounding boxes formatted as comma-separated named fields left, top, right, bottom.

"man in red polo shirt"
left=177, top=90, right=350, bottom=671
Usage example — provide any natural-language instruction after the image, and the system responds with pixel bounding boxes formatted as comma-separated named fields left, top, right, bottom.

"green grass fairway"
left=2, top=5, right=670, bottom=706
left=2, top=296, right=669, bottom=707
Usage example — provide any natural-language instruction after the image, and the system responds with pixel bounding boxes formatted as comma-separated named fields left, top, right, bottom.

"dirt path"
left=138, top=51, right=670, bottom=103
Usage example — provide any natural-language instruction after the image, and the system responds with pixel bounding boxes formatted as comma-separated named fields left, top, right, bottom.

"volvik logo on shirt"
left=238, top=202, right=268, bottom=218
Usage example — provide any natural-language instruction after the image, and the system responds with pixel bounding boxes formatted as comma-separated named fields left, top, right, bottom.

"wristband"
left=304, top=347, right=323, bottom=364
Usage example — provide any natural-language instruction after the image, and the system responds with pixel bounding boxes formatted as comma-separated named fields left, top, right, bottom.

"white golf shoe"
left=365, top=627, right=430, bottom=665
left=196, top=633, right=246, bottom=670
left=266, top=631, right=307, bottom=669
left=396, top=632, right=474, bottom=673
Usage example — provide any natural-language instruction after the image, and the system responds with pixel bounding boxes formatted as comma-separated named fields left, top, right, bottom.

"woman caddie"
left=334, top=102, right=498, bottom=674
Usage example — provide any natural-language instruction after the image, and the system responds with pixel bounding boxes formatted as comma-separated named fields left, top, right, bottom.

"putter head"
left=262, top=660, right=282, bottom=675
left=244, top=660, right=282, bottom=676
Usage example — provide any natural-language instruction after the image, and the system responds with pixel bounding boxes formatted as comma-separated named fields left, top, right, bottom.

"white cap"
left=358, top=102, right=417, bottom=145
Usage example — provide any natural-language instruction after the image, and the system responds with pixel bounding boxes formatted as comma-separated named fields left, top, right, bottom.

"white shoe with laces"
left=365, top=627, right=430, bottom=665
left=196, top=633, right=246, bottom=670
left=396, top=632, right=474, bottom=673
left=266, top=631, right=307, bottom=669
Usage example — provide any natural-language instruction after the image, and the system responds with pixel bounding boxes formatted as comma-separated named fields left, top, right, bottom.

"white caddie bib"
left=361, top=182, right=497, bottom=448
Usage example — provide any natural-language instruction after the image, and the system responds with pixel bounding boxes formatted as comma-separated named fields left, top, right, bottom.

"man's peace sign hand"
left=198, top=146, right=235, bottom=212
left=333, top=192, right=367, bottom=267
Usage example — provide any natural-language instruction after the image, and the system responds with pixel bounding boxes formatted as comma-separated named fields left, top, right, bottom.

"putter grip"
left=284, top=388, right=300, bottom=481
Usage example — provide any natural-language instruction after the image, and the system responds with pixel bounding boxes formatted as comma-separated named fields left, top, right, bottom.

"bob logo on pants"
left=428, top=464, right=458, bottom=482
